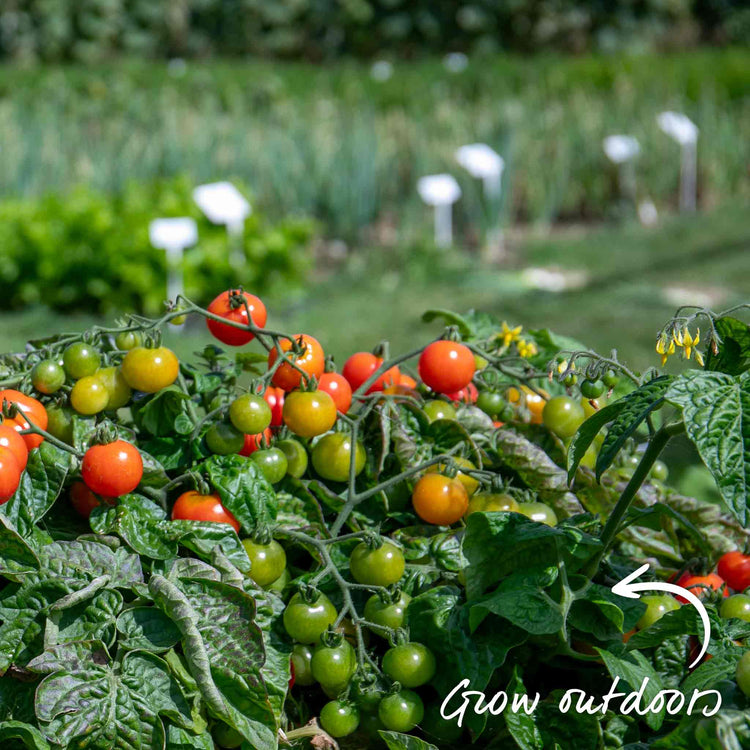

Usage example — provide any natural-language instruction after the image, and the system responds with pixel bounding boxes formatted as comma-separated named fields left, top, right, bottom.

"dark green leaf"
left=567, top=400, right=628, bottom=482
left=379, top=731, right=438, bottom=750
left=0, top=516, right=39, bottom=578
left=705, top=317, right=750, bottom=376
left=681, top=651, right=741, bottom=694
left=0, top=721, right=51, bottom=749
left=56, top=588, right=122, bottom=646
left=134, top=386, right=191, bottom=437
left=116, top=607, right=181, bottom=653
left=27, top=640, right=110, bottom=674
left=535, top=691, right=603, bottom=750
left=504, top=667, right=543, bottom=750
left=166, top=725, right=215, bottom=750
left=421, top=309, right=474, bottom=338
left=625, top=606, right=703, bottom=650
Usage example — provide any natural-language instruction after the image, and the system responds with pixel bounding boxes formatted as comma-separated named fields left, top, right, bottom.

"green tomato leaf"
left=27, top=640, right=110, bottom=675
left=535, top=690, right=603, bottom=750
left=0, top=516, right=39, bottom=578
left=166, top=725, right=215, bottom=750
left=133, top=386, right=191, bottom=437
left=566, top=400, right=628, bottom=482
left=504, top=667, right=544, bottom=750
left=0, top=442, right=71, bottom=537
left=680, top=650, right=742, bottom=694
left=0, top=721, right=51, bottom=750
left=56, top=588, right=122, bottom=647
left=568, top=585, right=636, bottom=641
left=594, top=376, right=673, bottom=480
left=116, top=607, right=181, bottom=653
left=625, top=605, right=705, bottom=650
left=161, top=520, right=250, bottom=573
left=704, top=317, right=750, bottom=376
left=379, top=731, right=438, bottom=750
left=139, top=437, right=190, bottom=472
left=621, top=502, right=711, bottom=557
left=0, top=673, right=37, bottom=722
left=205, top=454, right=278, bottom=532
left=666, top=369, right=750, bottom=525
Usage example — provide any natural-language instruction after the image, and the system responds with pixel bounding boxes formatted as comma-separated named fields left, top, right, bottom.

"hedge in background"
left=0, top=0, right=748, bottom=62
left=0, top=177, right=316, bottom=316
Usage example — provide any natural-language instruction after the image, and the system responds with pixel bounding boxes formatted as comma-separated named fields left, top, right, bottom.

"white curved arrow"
left=612, top=562, right=710, bottom=669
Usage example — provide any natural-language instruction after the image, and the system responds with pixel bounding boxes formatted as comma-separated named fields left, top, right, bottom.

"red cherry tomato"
left=718, top=551, right=750, bottom=592
left=206, top=290, right=267, bottom=346
left=0, top=390, right=48, bottom=451
left=398, top=374, right=418, bottom=389
left=70, top=481, right=116, bottom=519
left=446, top=382, right=478, bottom=404
left=342, top=352, right=400, bottom=394
left=262, top=387, right=285, bottom=427
left=674, top=571, right=728, bottom=604
left=0, top=423, right=28, bottom=471
left=171, top=491, right=240, bottom=532
left=267, top=334, right=325, bottom=391
left=238, top=428, right=272, bottom=457
left=319, top=372, right=352, bottom=414
left=0, top=446, right=22, bottom=503
left=81, top=440, right=143, bottom=497
left=418, top=341, right=475, bottom=394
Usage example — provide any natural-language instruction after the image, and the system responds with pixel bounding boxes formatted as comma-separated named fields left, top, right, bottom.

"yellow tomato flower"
left=499, top=321, right=523, bottom=348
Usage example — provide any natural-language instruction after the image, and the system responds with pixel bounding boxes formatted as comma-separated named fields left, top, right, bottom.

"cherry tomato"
left=81, top=440, right=143, bottom=497
left=580, top=396, right=606, bottom=419
left=311, top=640, right=356, bottom=689
left=318, top=372, right=352, bottom=414
left=720, top=594, right=750, bottom=622
left=96, top=367, right=132, bottom=410
left=0, top=446, right=22, bottom=503
left=31, top=360, right=65, bottom=395
left=398, top=374, right=418, bottom=389
left=382, top=642, right=436, bottom=688
left=311, top=433, right=365, bottom=483
left=229, top=393, right=272, bottom=435
left=422, top=400, right=457, bottom=422
left=342, top=352, right=399, bottom=394
left=0, top=424, right=28, bottom=472
left=70, top=375, right=109, bottom=415
left=206, top=290, right=267, bottom=346
left=650, top=460, right=669, bottom=482
left=290, top=643, right=315, bottom=686
left=238, top=428, right=272, bottom=457
left=507, top=385, right=549, bottom=424
left=242, top=539, right=287, bottom=587
left=205, top=422, right=245, bottom=455
left=411, top=474, right=469, bottom=526
left=349, top=541, right=405, bottom=587
left=446, top=382, right=478, bottom=404
left=426, top=456, right=479, bottom=496
left=320, top=700, right=360, bottom=738
left=250, top=447, right=288, bottom=484
left=70, top=481, right=116, bottom=519
left=115, top=331, right=143, bottom=351
left=718, top=551, right=750, bottom=592
left=542, top=395, right=586, bottom=438
left=675, top=572, right=728, bottom=603
left=378, top=690, right=424, bottom=733
left=636, top=594, right=680, bottom=629
left=476, top=390, right=506, bottom=420
left=602, top=369, right=620, bottom=389
left=0, top=390, right=48, bottom=450
left=171, top=490, right=240, bottom=532
left=267, top=334, right=325, bottom=391
left=283, top=390, right=337, bottom=439
left=580, top=379, right=605, bottom=399
left=418, top=341, right=475, bottom=394
left=120, top=347, right=179, bottom=393
left=262, top=387, right=285, bottom=426
left=266, top=567, right=291, bottom=594
left=45, top=405, right=74, bottom=445
left=517, top=501, right=557, bottom=526
left=364, top=591, right=411, bottom=633
left=283, top=591, right=338, bottom=643
left=466, top=492, right=518, bottom=515
left=737, top=652, right=750, bottom=697
left=277, top=439, right=308, bottom=478
left=63, top=342, right=101, bottom=380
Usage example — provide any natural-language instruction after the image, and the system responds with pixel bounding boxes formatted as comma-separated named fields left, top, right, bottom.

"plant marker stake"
left=148, top=217, right=198, bottom=303
left=657, top=112, right=698, bottom=212
left=417, top=174, right=462, bottom=248
left=612, top=562, right=710, bottom=669
left=455, top=143, right=505, bottom=259
left=603, top=135, right=640, bottom=202
left=192, top=182, right=251, bottom=269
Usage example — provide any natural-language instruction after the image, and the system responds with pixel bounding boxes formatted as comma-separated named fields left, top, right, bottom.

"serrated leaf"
left=705, top=317, right=750, bottom=375
left=595, top=376, right=673, bottom=480
left=666, top=370, right=750, bottom=525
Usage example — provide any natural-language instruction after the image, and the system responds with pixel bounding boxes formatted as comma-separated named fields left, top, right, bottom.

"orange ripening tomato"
left=673, top=572, right=728, bottom=604
left=399, top=374, right=418, bottom=389
left=267, top=334, right=325, bottom=391
left=0, top=389, right=48, bottom=451
left=81, top=440, right=143, bottom=497
left=0, top=446, right=22, bottom=503
left=411, top=474, right=469, bottom=526
left=418, top=341, right=475, bottom=394
left=0, top=423, right=28, bottom=471
left=206, top=290, right=267, bottom=346
left=70, top=481, right=116, bottom=519
left=506, top=385, right=549, bottom=425
left=262, top=387, right=285, bottom=427
left=342, top=352, right=400, bottom=394
left=171, top=491, right=240, bottom=532
left=239, top=428, right=272, bottom=457
left=319, top=372, right=352, bottom=414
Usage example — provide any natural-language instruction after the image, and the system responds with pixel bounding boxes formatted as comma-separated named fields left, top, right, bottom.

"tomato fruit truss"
left=673, top=571, right=728, bottom=604
left=171, top=491, right=240, bottom=533
left=81, top=440, right=143, bottom=497
left=206, top=290, right=267, bottom=346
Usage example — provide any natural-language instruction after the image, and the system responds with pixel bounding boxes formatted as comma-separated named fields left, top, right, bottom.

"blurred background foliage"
left=1, top=0, right=748, bottom=62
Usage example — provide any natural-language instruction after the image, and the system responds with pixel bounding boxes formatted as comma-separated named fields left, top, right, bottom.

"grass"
left=1, top=50, right=747, bottom=238
left=2, top=203, right=746, bottom=375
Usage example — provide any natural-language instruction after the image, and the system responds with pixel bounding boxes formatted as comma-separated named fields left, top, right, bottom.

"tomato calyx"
left=319, top=628, right=346, bottom=649
left=252, top=524, right=274, bottom=546
left=88, top=422, right=120, bottom=447
left=297, top=581, right=324, bottom=605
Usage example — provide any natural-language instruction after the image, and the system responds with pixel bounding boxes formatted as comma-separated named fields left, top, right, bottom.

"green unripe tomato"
left=46, top=405, right=74, bottom=444
left=96, top=366, right=132, bottom=410
left=737, top=652, right=750, bottom=696
left=115, top=331, right=143, bottom=351
left=580, top=379, right=605, bottom=399
left=349, top=541, right=405, bottom=587
left=364, top=591, right=412, bottom=633
left=382, top=642, right=436, bottom=688
left=242, top=539, right=287, bottom=587
left=31, top=360, right=66, bottom=394
left=423, top=400, right=457, bottom=422
left=283, top=592, right=337, bottom=643
left=602, top=369, right=619, bottom=389
left=205, top=422, right=245, bottom=455
left=542, top=395, right=586, bottom=438
left=62, top=342, right=101, bottom=380
left=636, top=594, right=680, bottom=630
left=229, top=393, right=272, bottom=435
left=651, top=460, right=669, bottom=482
left=563, top=373, right=578, bottom=387
left=290, top=643, right=315, bottom=686
left=517, top=502, right=557, bottom=526
left=378, top=690, right=424, bottom=733
left=476, top=390, right=506, bottom=420
left=70, top=374, right=109, bottom=415
left=250, top=447, right=288, bottom=484
left=320, top=700, right=360, bottom=738
left=720, top=594, right=750, bottom=622
left=422, top=702, right=465, bottom=743
left=311, top=640, right=357, bottom=689
left=277, top=438, right=308, bottom=478
left=266, top=566, right=291, bottom=594
left=311, top=432, right=365, bottom=483
left=466, top=492, right=518, bottom=515
left=212, top=721, right=243, bottom=748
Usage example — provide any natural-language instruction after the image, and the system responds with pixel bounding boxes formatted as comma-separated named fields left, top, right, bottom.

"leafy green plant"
left=0, top=293, right=749, bottom=748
